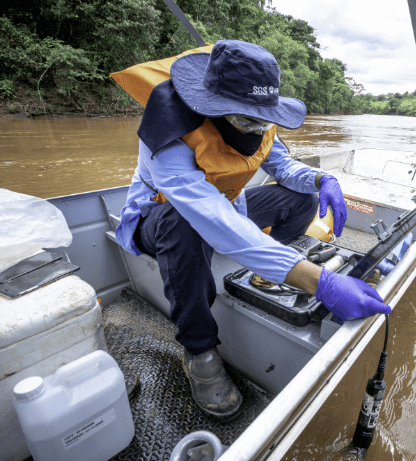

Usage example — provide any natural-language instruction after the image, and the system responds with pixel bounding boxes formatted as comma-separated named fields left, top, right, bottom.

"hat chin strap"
left=210, top=117, right=265, bottom=157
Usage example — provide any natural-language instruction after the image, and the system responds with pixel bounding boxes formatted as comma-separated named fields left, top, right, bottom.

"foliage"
left=258, top=26, right=313, bottom=99
left=346, top=77, right=365, bottom=96
left=1, top=0, right=414, bottom=116
left=0, top=79, right=16, bottom=99
left=353, top=91, right=416, bottom=116
left=399, top=99, right=416, bottom=116
left=4, top=0, right=161, bottom=69
left=1, top=16, right=106, bottom=97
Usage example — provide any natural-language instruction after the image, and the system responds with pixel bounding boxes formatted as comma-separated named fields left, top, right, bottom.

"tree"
left=346, top=77, right=366, bottom=96
left=398, top=99, right=416, bottom=116
left=3, top=0, right=162, bottom=73
left=388, top=97, right=401, bottom=113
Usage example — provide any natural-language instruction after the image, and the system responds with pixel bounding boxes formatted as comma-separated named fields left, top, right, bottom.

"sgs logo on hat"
left=251, top=86, right=268, bottom=95
left=250, top=86, right=278, bottom=95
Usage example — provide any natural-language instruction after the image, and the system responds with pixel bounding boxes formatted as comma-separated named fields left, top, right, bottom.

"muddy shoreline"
left=0, top=82, right=145, bottom=119
left=1, top=87, right=412, bottom=119
left=0, top=112, right=144, bottom=120
left=0, top=103, right=144, bottom=119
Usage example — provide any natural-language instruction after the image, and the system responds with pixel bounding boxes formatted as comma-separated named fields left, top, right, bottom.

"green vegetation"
left=353, top=91, right=416, bottom=116
left=0, top=79, right=16, bottom=99
left=1, top=0, right=414, bottom=116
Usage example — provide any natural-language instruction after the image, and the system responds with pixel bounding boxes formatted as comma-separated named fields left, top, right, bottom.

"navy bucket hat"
left=170, top=40, right=306, bottom=130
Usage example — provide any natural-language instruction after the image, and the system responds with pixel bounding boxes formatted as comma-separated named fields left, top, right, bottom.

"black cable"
left=352, top=313, right=390, bottom=450
left=383, top=314, right=389, bottom=353
left=373, top=315, right=389, bottom=382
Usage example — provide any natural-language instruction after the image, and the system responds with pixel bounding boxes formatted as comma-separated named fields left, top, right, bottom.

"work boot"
left=182, top=347, right=243, bottom=421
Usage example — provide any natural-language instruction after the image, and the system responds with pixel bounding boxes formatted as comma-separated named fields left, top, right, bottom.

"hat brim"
left=170, top=53, right=306, bottom=130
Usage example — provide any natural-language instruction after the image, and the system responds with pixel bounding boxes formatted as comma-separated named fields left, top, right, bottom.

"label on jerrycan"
left=62, top=408, right=116, bottom=450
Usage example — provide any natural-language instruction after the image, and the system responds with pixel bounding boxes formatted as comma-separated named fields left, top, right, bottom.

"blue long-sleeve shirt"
left=116, top=134, right=324, bottom=284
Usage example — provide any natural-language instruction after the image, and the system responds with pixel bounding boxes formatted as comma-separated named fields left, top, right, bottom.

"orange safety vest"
left=111, top=45, right=276, bottom=204
left=152, top=119, right=275, bottom=204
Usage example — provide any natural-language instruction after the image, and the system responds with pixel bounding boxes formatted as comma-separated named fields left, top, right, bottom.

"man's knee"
left=289, top=190, right=319, bottom=218
left=281, top=188, right=319, bottom=217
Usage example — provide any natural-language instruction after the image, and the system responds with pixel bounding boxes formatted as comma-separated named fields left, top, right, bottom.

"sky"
left=269, top=0, right=416, bottom=96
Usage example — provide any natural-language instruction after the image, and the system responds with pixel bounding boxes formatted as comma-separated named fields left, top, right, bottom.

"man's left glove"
left=319, top=174, right=347, bottom=237
left=316, top=267, right=392, bottom=321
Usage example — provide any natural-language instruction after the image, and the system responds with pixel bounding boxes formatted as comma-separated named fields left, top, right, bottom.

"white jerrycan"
left=13, top=350, right=135, bottom=461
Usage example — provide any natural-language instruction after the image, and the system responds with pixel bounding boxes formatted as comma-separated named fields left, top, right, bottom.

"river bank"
left=2, top=82, right=414, bottom=119
left=0, top=81, right=365, bottom=119
left=0, top=82, right=144, bottom=119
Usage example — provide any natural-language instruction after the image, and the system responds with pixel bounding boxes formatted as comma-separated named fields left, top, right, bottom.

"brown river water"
left=1, top=114, right=416, bottom=460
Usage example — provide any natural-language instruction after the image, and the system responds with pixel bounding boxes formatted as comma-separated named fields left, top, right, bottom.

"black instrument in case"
left=224, top=237, right=365, bottom=327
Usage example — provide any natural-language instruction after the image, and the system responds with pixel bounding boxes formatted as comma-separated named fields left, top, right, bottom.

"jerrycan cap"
left=14, top=376, right=45, bottom=401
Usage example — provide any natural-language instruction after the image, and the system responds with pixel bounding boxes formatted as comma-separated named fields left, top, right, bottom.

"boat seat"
left=105, top=214, right=244, bottom=317
left=0, top=251, right=107, bottom=461
left=105, top=214, right=156, bottom=261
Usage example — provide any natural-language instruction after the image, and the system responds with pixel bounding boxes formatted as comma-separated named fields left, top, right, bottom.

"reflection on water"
left=1, top=114, right=415, bottom=199
left=0, top=116, right=140, bottom=198
left=1, top=113, right=416, bottom=460
left=279, top=114, right=416, bottom=158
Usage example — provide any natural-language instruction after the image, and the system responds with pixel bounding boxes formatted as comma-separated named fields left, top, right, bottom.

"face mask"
left=210, top=117, right=265, bottom=157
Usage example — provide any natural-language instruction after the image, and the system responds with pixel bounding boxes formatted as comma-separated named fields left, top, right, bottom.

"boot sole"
left=182, top=358, right=243, bottom=422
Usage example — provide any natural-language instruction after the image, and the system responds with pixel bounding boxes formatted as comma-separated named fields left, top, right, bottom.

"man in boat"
left=116, top=40, right=392, bottom=421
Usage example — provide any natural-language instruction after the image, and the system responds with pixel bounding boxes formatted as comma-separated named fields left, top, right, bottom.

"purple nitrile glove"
left=316, top=267, right=392, bottom=321
left=319, top=174, right=347, bottom=237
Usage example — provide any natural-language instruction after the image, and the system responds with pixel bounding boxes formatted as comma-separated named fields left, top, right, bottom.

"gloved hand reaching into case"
left=315, top=267, right=392, bottom=321
left=319, top=175, right=347, bottom=237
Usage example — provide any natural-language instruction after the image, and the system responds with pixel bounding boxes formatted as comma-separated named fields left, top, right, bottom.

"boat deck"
left=104, top=289, right=273, bottom=461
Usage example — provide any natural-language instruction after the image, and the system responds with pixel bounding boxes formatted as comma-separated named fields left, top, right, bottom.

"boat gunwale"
left=46, top=184, right=131, bottom=203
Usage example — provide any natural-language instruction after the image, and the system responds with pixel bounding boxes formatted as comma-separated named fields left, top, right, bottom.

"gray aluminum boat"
left=31, top=147, right=416, bottom=461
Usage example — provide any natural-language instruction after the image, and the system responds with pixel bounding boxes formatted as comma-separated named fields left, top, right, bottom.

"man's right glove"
left=316, top=267, right=392, bottom=321
left=319, top=175, right=347, bottom=237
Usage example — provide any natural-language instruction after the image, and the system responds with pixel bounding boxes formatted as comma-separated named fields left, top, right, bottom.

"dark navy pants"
left=133, top=185, right=319, bottom=355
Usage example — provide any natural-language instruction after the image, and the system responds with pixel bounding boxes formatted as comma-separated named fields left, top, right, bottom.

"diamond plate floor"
left=104, top=288, right=273, bottom=461
left=336, top=226, right=379, bottom=253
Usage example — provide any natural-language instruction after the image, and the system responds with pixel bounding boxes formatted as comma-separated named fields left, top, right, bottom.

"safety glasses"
left=225, top=115, right=274, bottom=133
